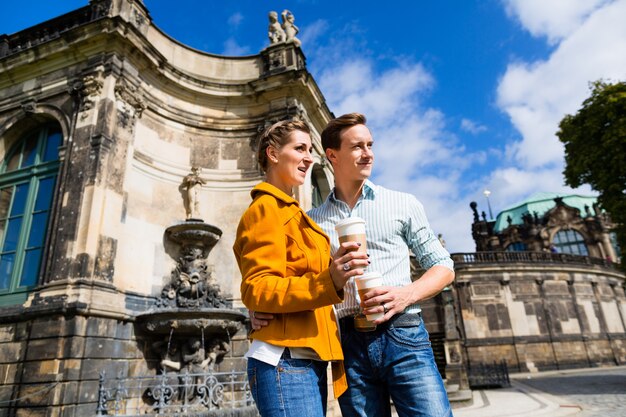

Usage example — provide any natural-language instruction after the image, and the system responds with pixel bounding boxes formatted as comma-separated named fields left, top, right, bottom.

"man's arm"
left=363, top=194, right=455, bottom=321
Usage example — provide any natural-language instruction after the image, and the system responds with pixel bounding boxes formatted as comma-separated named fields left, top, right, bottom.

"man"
left=254, top=113, right=454, bottom=417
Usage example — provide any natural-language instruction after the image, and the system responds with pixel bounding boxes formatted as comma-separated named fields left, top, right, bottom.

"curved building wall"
left=453, top=253, right=626, bottom=372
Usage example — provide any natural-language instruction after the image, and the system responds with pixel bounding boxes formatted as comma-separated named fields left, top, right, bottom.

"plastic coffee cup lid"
left=335, top=217, right=365, bottom=227
left=359, top=271, right=382, bottom=280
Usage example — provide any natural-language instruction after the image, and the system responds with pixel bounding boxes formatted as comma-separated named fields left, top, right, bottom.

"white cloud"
left=300, top=19, right=328, bottom=46
left=502, top=0, right=611, bottom=44
left=498, top=0, right=626, bottom=169
left=319, top=60, right=434, bottom=116
left=227, top=12, right=244, bottom=28
left=222, top=38, right=250, bottom=56
left=305, top=0, right=625, bottom=253
left=460, top=118, right=488, bottom=135
left=315, top=56, right=482, bottom=252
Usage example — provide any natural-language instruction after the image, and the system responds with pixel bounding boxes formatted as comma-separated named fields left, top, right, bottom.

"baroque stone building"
left=0, top=1, right=335, bottom=415
left=450, top=193, right=626, bottom=374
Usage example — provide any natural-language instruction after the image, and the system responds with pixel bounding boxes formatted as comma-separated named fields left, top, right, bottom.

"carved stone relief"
left=73, top=75, right=104, bottom=119
left=114, top=78, right=145, bottom=131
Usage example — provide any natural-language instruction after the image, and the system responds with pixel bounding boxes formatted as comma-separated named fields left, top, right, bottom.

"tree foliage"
left=557, top=80, right=626, bottom=263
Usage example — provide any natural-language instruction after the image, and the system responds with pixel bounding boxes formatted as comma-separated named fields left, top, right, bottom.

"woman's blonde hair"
left=257, top=119, right=310, bottom=172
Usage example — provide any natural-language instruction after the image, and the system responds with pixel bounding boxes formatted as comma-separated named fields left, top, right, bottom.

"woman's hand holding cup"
left=330, top=241, right=370, bottom=291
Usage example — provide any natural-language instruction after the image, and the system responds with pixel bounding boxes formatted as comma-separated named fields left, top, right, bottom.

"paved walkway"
left=453, top=366, right=626, bottom=417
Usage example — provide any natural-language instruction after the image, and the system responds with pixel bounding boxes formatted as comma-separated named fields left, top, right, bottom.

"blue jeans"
left=338, top=316, right=452, bottom=417
left=247, top=354, right=328, bottom=417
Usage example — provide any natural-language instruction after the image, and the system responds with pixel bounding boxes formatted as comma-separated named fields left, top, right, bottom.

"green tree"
left=557, top=80, right=626, bottom=264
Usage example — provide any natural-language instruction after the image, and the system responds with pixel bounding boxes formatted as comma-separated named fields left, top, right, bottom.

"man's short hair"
left=321, top=112, right=367, bottom=150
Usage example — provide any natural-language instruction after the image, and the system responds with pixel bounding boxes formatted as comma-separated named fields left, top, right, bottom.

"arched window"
left=311, top=164, right=330, bottom=208
left=0, top=125, right=61, bottom=304
left=553, top=229, right=588, bottom=256
left=505, top=242, right=527, bottom=252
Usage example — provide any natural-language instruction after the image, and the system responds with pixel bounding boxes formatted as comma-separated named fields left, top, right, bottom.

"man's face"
left=326, top=124, right=374, bottom=181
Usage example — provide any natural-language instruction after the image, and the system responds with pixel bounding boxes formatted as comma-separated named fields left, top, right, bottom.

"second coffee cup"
left=355, top=271, right=384, bottom=321
left=335, top=217, right=367, bottom=253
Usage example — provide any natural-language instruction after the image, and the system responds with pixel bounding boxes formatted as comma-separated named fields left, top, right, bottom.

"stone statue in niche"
left=182, top=167, right=206, bottom=220
left=281, top=10, right=301, bottom=47
left=268, top=11, right=285, bottom=44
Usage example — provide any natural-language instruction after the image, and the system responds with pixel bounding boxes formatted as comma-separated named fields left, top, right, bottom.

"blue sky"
left=3, top=1, right=626, bottom=252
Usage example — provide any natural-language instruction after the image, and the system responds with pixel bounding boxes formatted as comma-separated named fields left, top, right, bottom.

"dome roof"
left=493, top=192, right=598, bottom=232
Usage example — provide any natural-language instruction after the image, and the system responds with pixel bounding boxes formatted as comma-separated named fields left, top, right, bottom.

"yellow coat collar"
left=251, top=182, right=329, bottom=240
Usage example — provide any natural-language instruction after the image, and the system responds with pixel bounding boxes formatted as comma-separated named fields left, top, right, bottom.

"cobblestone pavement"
left=452, top=366, right=626, bottom=417
left=513, top=367, right=626, bottom=417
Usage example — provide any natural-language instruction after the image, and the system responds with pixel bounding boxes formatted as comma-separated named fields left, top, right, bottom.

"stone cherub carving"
left=182, top=167, right=206, bottom=220
left=281, top=10, right=301, bottom=47
left=268, top=11, right=285, bottom=44
left=268, top=10, right=301, bottom=47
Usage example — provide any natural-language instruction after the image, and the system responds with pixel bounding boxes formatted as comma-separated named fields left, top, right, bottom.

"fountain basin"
left=136, top=308, right=246, bottom=337
left=166, top=221, right=222, bottom=251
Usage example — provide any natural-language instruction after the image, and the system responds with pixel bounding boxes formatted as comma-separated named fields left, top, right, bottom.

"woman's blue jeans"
left=247, top=354, right=328, bottom=417
left=338, top=316, right=452, bottom=417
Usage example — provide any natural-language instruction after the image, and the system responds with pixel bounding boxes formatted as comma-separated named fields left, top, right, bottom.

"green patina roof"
left=493, top=192, right=598, bottom=232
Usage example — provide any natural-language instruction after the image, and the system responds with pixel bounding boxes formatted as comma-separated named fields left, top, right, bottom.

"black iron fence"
left=467, top=360, right=510, bottom=389
left=96, top=369, right=255, bottom=416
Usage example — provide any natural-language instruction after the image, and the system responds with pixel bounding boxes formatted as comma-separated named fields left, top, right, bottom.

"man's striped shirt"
left=307, top=180, right=454, bottom=319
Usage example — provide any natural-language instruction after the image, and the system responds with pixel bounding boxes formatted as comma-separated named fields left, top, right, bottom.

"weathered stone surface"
left=79, top=358, right=130, bottom=380
left=455, top=261, right=626, bottom=372
left=1, top=342, right=25, bottom=363
left=0, top=325, right=15, bottom=343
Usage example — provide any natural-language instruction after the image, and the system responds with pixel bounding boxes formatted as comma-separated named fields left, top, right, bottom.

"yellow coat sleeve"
left=234, top=196, right=342, bottom=313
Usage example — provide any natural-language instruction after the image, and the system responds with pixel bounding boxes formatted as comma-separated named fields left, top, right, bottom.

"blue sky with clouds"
left=3, top=1, right=626, bottom=252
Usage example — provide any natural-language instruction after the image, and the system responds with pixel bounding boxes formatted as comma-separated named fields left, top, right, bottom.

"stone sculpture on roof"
left=268, top=9, right=301, bottom=47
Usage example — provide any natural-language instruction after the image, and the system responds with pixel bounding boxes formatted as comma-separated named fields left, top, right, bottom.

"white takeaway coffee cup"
left=355, top=271, right=384, bottom=321
left=335, top=217, right=367, bottom=254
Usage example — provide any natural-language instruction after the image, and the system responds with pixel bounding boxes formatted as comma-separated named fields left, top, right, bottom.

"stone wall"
left=453, top=255, right=626, bottom=372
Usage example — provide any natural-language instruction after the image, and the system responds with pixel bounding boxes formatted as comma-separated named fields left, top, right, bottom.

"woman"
left=233, top=120, right=368, bottom=417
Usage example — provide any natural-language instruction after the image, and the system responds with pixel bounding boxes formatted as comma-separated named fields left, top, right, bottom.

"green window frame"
left=0, top=125, right=61, bottom=305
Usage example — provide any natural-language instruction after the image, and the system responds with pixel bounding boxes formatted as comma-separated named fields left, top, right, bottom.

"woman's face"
left=268, top=130, right=313, bottom=193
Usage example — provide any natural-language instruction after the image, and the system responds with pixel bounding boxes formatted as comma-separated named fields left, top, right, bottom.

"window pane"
left=10, top=183, right=29, bottom=216
left=27, top=212, right=48, bottom=248
left=0, top=187, right=13, bottom=219
left=0, top=220, right=5, bottom=249
left=43, top=131, right=62, bottom=162
left=3, top=218, right=22, bottom=252
left=579, top=244, right=589, bottom=256
left=34, top=177, right=55, bottom=212
left=21, top=134, right=38, bottom=168
left=5, top=147, right=21, bottom=172
left=0, top=254, right=15, bottom=290
left=19, top=249, right=42, bottom=287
